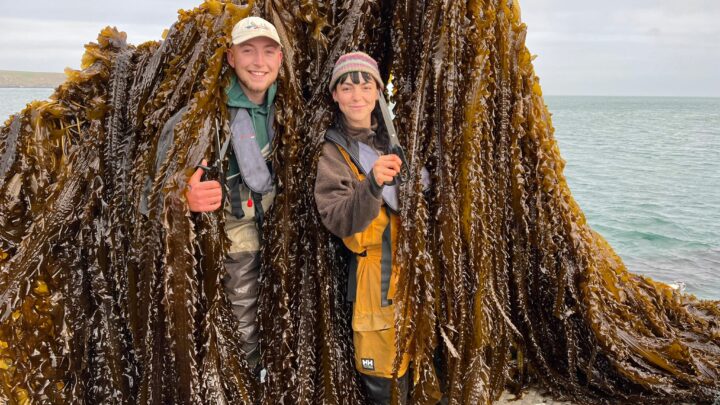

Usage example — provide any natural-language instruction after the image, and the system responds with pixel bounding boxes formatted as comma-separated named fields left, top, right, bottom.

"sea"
left=1, top=89, right=718, bottom=299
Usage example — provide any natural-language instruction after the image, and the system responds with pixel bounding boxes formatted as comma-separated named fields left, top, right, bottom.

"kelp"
left=0, top=0, right=718, bottom=404
left=388, top=2, right=720, bottom=404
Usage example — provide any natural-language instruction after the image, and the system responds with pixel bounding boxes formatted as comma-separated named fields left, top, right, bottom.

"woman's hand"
left=186, top=159, right=222, bottom=212
left=372, top=154, right=403, bottom=186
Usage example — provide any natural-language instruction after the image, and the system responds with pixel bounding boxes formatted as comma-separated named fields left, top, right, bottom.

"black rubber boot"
left=360, top=373, right=409, bottom=405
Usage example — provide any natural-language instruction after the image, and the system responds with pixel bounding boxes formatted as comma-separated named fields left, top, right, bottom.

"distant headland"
left=0, top=70, right=65, bottom=88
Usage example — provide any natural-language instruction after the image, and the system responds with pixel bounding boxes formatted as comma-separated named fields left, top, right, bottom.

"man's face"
left=227, top=36, right=283, bottom=102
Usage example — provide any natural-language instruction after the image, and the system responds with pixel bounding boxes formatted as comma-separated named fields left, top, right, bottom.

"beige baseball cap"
left=231, top=16, right=281, bottom=46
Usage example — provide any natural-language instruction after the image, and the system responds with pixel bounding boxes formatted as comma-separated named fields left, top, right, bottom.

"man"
left=147, top=16, right=283, bottom=371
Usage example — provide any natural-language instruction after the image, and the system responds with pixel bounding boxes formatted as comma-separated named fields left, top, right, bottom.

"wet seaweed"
left=0, top=0, right=718, bottom=404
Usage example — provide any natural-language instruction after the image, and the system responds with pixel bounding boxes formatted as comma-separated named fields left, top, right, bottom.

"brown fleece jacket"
left=315, top=121, right=386, bottom=239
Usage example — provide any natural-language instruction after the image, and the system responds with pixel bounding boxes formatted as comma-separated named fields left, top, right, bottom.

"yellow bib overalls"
left=336, top=146, right=411, bottom=379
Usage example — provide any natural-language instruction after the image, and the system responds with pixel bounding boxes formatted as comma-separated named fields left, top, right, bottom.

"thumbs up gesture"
left=185, top=159, right=222, bottom=212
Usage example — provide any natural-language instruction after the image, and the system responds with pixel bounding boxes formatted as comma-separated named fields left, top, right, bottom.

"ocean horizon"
left=2, top=89, right=718, bottom=299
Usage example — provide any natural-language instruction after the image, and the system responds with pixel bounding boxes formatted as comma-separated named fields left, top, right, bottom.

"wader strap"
left=380, top=206, right=393, bottom=307
left=229, top=106, right=240, bottom=124
left=223, top=107, right=240, bottom=174
left=252, top=191, right=264, bottom=240
left=347, top=251, right=367, bottom=302
left=222, top=108, right=240, bottom=217
left=266, top=105, right=275, bottom=145
left=228, top=176, right=245, bottom=219
left=347, top=254, right=358, bottom=302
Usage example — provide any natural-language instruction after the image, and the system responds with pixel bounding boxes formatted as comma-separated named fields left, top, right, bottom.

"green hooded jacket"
left=225, top=75, right=277, bottom=178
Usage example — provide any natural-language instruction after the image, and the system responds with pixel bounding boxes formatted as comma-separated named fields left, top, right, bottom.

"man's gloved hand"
left=186, top=159, right=222, bottom=212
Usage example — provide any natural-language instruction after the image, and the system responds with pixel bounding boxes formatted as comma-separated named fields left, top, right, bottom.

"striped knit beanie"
left=329, top=51, right=383, bottom=91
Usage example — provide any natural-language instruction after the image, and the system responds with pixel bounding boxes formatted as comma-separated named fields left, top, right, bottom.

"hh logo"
left=361, top=358, right=375, bottom=371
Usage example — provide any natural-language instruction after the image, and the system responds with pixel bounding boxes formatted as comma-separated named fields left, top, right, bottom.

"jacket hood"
left=225, top=75, right=277, bottom=110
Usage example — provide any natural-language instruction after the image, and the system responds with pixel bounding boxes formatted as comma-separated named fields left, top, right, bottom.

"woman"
left=314, top=51, right=410, bottom=404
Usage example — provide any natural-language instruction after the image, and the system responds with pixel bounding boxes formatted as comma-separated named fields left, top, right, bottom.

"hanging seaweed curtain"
left=0, top=0, right=718, bottom=404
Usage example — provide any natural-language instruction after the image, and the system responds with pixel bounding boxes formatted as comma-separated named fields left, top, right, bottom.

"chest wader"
left=221, top=107, right=275, bottom=372
left=327, top=129, right=410, bottom=404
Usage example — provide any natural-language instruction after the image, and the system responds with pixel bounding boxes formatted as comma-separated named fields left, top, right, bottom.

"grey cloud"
left=0, top=0, right=199, bottom=72
left=521, top=0, right=720, bottom=96
left=522, top=0, right=720, bottom=39
left=2, top=1, right=201, bottom=26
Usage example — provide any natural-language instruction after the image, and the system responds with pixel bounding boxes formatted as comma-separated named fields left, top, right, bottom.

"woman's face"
left=332, top=73, right=378, bottom=128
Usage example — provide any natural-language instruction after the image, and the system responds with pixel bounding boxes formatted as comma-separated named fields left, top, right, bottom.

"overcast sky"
left=1, top=0, right=718, bottom=97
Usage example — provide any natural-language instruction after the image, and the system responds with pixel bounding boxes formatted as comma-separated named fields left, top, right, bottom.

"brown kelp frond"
left=258, top=1, right=390, bottom=403
left=0, top=0, right=718, bottom=404
left=482, top=2, right=719, bottom=403
left=390, top=0, right=719, bottom=404
left=0, top=2, right=259, bottom=402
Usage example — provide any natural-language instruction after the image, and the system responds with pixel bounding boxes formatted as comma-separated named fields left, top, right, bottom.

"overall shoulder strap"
left=267, top=104, right=275, bottom=143
left=325, top=128, right=364, bottom=176
left=336, top=144, right=363, bottom=180
left=228, top=106, right=240, bottom=125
